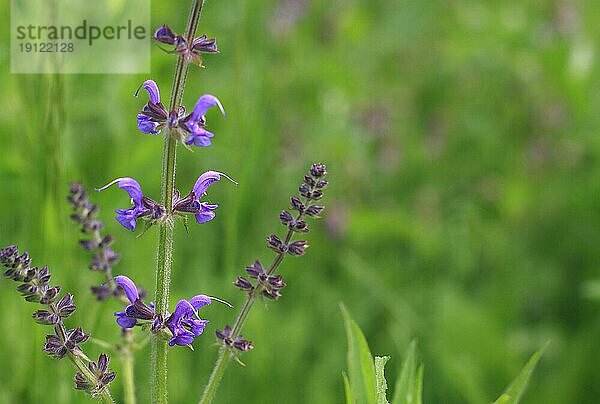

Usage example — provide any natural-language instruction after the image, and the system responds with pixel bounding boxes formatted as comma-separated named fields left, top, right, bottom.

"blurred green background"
left=1, top=0, right=600, bottom=402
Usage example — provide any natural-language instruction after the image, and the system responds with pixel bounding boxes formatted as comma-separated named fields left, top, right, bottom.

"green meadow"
left=1, top=1, right=599, bottom=402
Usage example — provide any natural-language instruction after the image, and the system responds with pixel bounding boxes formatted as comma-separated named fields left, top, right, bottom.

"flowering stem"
left=151, top=1, right=205, bottom=403
left=199, top=207, right=306, bottom=404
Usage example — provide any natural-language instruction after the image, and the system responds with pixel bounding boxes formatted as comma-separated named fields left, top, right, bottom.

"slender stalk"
left=199, top=204, right=308, bottom=404
left=121, top=330, right=137, bottom=404
left=151, top=1, right=206, bottom=403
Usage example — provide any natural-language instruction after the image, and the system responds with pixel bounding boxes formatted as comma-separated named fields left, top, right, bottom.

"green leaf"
left=375, top=356, right=391, bottom=404
left=392, top=340, right=418, bottom=404
left=340, top=303, right=376, bottom=404
left=492, top=342, right=549, bottom=404
left=414, top=364, right=424, bottom=404
left=343, top=371, right=355, bottom=404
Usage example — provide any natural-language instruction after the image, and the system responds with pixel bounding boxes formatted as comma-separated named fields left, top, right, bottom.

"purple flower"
left=135, top=80, right=225, bottom=148
left=96, top=178, right=165, bottom=231
left=114, top=275, right=155, bottom=329
left=180, top=95, right=226, bottom=147
left=165, top=295, right=211, bottom=346
left=173, top=171, right=235, bottom=224
left=136, top=80, right=168, bottom=135
left=192, top=35, right=218, bottom=54
left=153, top=24, right=218, bottom=59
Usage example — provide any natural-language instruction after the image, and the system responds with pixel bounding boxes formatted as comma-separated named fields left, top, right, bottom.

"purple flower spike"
left=180, top=95, right=225, bottom=147
left=136, top=80, right=168, bottom=135
left=166, top=295, right=211, bottom=347
left=97, top=178, right=165, bottom=231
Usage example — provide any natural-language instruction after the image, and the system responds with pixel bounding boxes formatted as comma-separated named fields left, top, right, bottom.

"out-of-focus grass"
left=2, top=0, right=600, bottom=402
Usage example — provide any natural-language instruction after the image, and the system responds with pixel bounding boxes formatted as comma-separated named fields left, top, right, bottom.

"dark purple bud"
left=234, top=276, right=254, bottom=292
left=305, top=205, right=325, bottom=217
left=104, top=248, right=120, bottom=264
left=288, top=240, right=308, bottom=256
left=43, top=333, right=68, bottom=359
left=37, top=266, right=49, bottom=281
left=303, top=175, right=316, bottom=187
left=299, top=183, right=311, bottom=198
left=215, top=325, right=233, bottom=341
left=97, top=353, right=109, bottom=373
left=279, top=210, right=294, bottom=226
left=56, top=293, right=76, bottom=315
left=100, top=371, right=116, bottom=386
left=192, top=34, right=219, bottom=53
left=74, top=372, right=92, bottom=391
left=266, top=234, right=287, bottom=253
left=292, top=220, right=309, bottom=232
left=262, top=288, right=282, bottom=300
left=316, top=179, right=328, bottom=189
left=67, top=327, right=90, bottom=345
left=32, top=310, right=60, bottom=325
left=310, top=163, right=327, bottom=177
left=267, top=274, right=286, bottom=289
left=40, top=286, right=61, bottom=304
left=233, top=336, right=254, bottom=352
left=99, top=235, right=113, bottom=248
left=154, top=24, right=177, bottom=45
left=245, top=260, right=265, bottom=278
left=91, top=285, right=111, bottom=300
left=79, top=240, right=97, bottom=251
left=310, top=190, right=324, bottom=200
left=290, top=196, right=305, bottom=212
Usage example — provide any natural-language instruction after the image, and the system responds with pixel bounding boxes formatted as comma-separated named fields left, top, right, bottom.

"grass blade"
left=392, top=340, right=418, bottom=404
left=492, top=342, right=549, bottom=404
left=343, top=371, right=355, bottom=404
left=340, top=303, right=376, bottom=404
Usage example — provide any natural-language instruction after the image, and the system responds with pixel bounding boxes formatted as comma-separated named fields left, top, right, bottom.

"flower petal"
left=170, top=299, right=193, bottom=325
left=154, top=25, right=177, bottom=45
left=115, top=311, right=137, bottom=329
left=115, top=209, right=137, bottom=231
left=137, top=114, right=161, bottom=135
left=193, top=171, right=221, bottom=197
left=97, top=178, right=144, bottom=207
left=190, top=94, right=225, bottom=121
left=189, top=295, right=211, bottom=310
left=141, top=80, right=161, bottom=104
left=195, top=208, right=216, bottom=224
left=115, top=276, right=139, bottom=303
left=169, top=330, right=195, bottom=346
left=185, top=128, right=214, bottom=147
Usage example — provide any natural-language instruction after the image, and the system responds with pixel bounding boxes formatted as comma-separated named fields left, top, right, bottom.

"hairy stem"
left=199, top=204, right=307, bottom=404
left=151, top=1, right=205, bottom=403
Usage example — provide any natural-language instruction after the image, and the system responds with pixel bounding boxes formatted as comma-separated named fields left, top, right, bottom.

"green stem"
left=122, top=331, right=137, bottom=404
left=151, top=1, right=205, bottom=403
